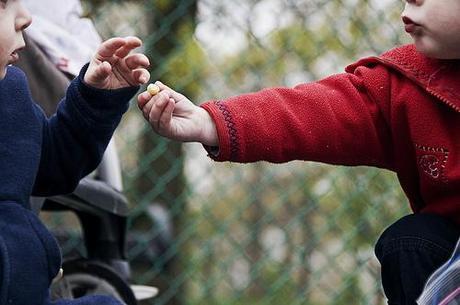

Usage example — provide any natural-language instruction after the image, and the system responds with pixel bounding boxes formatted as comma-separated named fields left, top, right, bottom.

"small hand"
left=84, top=36, right=150, bottom=89
left=137, top=81, right=218, bottom=146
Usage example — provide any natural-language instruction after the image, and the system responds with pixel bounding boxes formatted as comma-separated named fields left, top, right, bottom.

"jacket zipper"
left=427, top=89, right=460, bottom=113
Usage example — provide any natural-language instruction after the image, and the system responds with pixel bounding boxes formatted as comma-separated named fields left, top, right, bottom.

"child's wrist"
left=198, top=108, right=218, bottom=146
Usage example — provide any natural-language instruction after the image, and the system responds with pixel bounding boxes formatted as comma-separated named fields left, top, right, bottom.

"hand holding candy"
left=137, top=81, right=218, bottom=146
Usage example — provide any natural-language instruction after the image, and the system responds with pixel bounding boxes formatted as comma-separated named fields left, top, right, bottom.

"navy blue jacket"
left=0, top=65, right=137, bottom=305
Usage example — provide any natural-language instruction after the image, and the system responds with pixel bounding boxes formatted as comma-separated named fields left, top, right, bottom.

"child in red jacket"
left=138, top=0, right=460, bottom=304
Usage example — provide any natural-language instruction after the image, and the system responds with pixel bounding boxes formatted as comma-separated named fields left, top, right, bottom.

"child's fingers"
left=137, top=88, right=164, bottom=113
left=142, top=101, right=153, bottom=121
left=137, top=91, right=151, bottom=109
left=158, top=98, right=176, bottom=131
left=132, top=69, right=150, bottom=85
left=114, top=36, right=142, bottom=58
left=91, top=61, right=112, bottom=82
left=148, top=92, right=172, bottom=129
left=95, top=37, right=126, bottom=59
left=125, top=54, right=150, bottom=70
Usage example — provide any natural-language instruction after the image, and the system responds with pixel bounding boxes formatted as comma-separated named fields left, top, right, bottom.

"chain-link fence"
left=47, top=0, right=413, bottom=304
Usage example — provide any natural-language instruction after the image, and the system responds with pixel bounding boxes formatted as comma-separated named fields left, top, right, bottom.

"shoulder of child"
left=345, top=44, right=428, bottom=73
left=0, top=66, right=30, bottom=94
left=3, top=65, right=27, bottom=82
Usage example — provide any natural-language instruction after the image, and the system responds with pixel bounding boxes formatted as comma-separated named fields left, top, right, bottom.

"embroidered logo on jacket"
left=419, top=155, right=441, bottom=179
left=415, top=144, right=448, bottom=182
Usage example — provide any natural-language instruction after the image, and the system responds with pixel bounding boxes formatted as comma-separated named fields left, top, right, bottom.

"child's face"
left=402, top=0, right=460, bottom=59
left=0, top=0, right=32, bottom=79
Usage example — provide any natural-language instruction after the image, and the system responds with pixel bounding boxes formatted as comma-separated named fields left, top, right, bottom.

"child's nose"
left=16, top=4, right=33, bottom=31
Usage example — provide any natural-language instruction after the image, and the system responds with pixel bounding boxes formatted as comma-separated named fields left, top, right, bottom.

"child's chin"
left=414, top=43, right=440, bottom=59
left=414, top=40, right=459, bottom=59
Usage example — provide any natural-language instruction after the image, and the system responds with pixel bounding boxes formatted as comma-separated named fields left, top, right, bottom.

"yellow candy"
left=147, top=83, right=160, bottom=96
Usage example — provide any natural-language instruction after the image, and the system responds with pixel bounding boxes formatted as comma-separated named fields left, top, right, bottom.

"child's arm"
left=137, top=81, right=218, bottom=146
left=139, top=66, right=394, bottom=169
left=32, top=37, right=149, bottom=196
left=200, top=67, right=394, bottom=166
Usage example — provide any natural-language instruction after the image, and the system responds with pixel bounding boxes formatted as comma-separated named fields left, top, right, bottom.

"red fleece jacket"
left=201, top=44, right=460, bottom=225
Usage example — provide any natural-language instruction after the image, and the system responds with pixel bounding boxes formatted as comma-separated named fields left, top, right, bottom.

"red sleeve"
left=200, top=64, right=395, bottom=169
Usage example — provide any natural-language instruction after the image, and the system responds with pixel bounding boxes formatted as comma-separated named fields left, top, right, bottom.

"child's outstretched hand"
left=84, top=36, right=150, bottom=89
left=137, top=81, right=218, bottom=146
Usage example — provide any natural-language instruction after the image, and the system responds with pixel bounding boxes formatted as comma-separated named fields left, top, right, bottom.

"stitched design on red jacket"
left=415, top=144, right=449, bottom=182
left=420, top=155, right=441, bottom=179
left=215, top=101, right=239, bottom=160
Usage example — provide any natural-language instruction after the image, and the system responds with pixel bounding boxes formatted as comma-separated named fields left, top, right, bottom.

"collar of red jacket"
left=346, top=44, right=460, bottom=113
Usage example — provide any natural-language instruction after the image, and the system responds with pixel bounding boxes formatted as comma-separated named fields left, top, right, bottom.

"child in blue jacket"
left=0, top=1, right=150, bottom=304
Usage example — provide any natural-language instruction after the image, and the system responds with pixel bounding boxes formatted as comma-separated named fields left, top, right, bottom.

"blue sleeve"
left=32, top=64, right=139, bottom=196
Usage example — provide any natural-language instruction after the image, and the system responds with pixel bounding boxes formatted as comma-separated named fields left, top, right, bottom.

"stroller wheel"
left=51, top=259, right=137, bottom=305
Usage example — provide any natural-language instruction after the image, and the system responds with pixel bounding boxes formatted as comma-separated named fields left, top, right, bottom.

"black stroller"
left=18, top=34, right=158, bottom=304
left=32, top=171, right=139, bottom=304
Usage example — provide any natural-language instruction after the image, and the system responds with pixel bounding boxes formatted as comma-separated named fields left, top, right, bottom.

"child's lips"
left=9, top=51, right=20, bottom=64
left=402, top=16, right=421, bottom=34
left=404, top=24, right=417, bottom=33
left=9, top=46, right=24, bottom=64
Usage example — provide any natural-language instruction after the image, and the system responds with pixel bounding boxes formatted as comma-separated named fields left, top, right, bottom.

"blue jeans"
left=375, top=213, right=460, bottom=305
